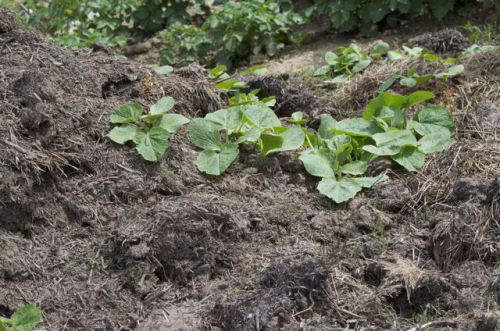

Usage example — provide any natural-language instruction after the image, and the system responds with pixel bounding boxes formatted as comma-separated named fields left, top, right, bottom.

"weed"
left=0, top=304, right=41, bottom=331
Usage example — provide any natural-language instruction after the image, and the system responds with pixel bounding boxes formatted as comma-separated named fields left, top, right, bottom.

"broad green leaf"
left=195, top=142, right=239, bottom=175
left=351, top=174, right=388, bottom=188
left=259, top=133, right=284, bottom=157
left=331, top=74, right=350, bottom=84
left=110, top=102, right=143, bottom=124
left=392, top=146, right=425, bottom=171
left=150, top=96, right=175, bottom=115
left=325, top=51, right=338, bottom=65
left=154, top=65, right=174, bottom=75
left=0, top=321, right=6, bottom=331
left=289, top=111, right=308, bottom=125
left=135, top=127, right=169, bottom=162
left=407, top=91, right=435, bottom=107
left=188, top=118, right=222, bottom=151
left=107, top=124, right=140, bottom=144
left=237, top=127, right=261, bottom=143
left=205, top=108, right=243, bottom=134
left=418, top=132, right=454, bottom=153
left=378, top=73, right=399, bottom=92
left=342, top=160, right=368, bottom=175
left=243, top=105, right=281, bottom=128
left=400, top=77, right=417, bottom=87
left=10, top=304, right=41, bottom=331
left=352, top=59, right=372, bottom=73
left=317, top=177, right=363, bottom=203
left=278, top=127, right=306, bottom=151
left=435, top=64, right=464, bottom=79
left=314, top=65, right=331, bottom=76
left=409, top=121, right=451, bottom=137
left=364, top=92, right=406, bottom=119
left=242, top=65, right=268, bottom=75
left=159, top=114, right=190, bottom=133
left=415, top=74, right=434, bottom=84
left=388, top=50, right=404, bottom=61
left=208, top=65, right=227, bottom=79
left=362, top=130, right=417, bottom=156
left=216, top=78, right=246, bottom=90
left=370, top=42, right=390, bottom=59
left=319, top=114, right=337, bottom=139
left=299, top=149, right=335, bottom=178
left=403, top=46, right=423, bottom=58
left=413, top=105, right=454, bottom=132
left=334, top=118, right=383, bottom=137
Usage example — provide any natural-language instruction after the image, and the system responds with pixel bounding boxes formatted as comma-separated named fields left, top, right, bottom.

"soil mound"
left=0, top=10, right=499, bottom=331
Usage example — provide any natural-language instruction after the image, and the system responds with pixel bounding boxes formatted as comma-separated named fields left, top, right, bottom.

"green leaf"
left=159, top=114, right=189, bottom=133
left=150, top=96, right=175, bottom=115
left=352, top=59, right=371, bottom=73
left=317, top=177, right=362, bottom=203
left=279, top=127, right=306, bottom=151
left=334, top=118, right=383, bottom=137
left=351, top=174, right=389, bottom=188
left=208, top=65, right=227, bottom=79
left=388, top=50, right=404, bottom=61
left=195, top=142, right=239, bottom=175
left=259, top=133, right=284, bottom=157
left=415, top=74, right=434, bottom=84
left=10, top=304, right=41, bottom=331
left=331, top=74, right=350, bottom=84
left=205, top=108, right=243, bottom=134
left=407, top=91, right=435, bottom=107
left=135, top=127, right=169, bottom=162
left=314, top=65, right=331, bottom=76
left=325, top=51, right=338, bottom=65
left=107, top=124, right=140, bottom=144
left=370, top=42, right=390, bottom=59
left=216, top=78, right=246, bottom=90
left=362, top=130, right=417, bottom=156
left=400, top=77, right=417, bottom=87
left=319, top=114, right=337, bottom=139
left=242, top=65, right=268, bottom=75
left=413, top=105, right=454, bottom=132
left=243, top=105, right=281, bottom=129
left=299, top=149, right=335, bottom=178
left=378, top=73, right=399, bottom=92
left=342, top=160, right=368, bottom=175
left=392, top=146, right=425, bottom=171
left=418, top=132, right=454, bottom=153
left=0, top=321, right=6, bottom=331
left=435, top=64, right=464, bottom=79
left=110, top=103, right=143, bottom=124
left=237, top=127, right=261, bottom=143
left=154, top=65, right=174, bottom=75
left=188, top=118, right=222, bottom=151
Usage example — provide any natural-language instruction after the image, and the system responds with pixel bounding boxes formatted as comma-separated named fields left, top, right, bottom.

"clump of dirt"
left=1, top=9, right=499, bottom=331
left=0, top=8, right=15, bottom=33
left=408, top=28, right=468, bottom=55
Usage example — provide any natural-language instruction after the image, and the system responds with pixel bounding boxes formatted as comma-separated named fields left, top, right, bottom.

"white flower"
left=87, top=11, right=100, bottom=20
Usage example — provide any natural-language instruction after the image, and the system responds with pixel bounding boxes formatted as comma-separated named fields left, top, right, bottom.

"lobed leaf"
left=195, top=142, right=239, bottom=175
left=110, top=102, right=143, bottom=124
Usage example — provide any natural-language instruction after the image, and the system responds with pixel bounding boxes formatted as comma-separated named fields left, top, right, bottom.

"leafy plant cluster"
left=313, top=42, right=389, bottom=82
left=159, top=0, right=304, bottom=67
left=0, top=304, right=41, bottom=331
left=184, top=66, right=455, bottom=203
left=107, top=96, right=189, bottom=162
left=311, top=0, right=491, bottom=35
left=13, top=0, right=214, bottom=47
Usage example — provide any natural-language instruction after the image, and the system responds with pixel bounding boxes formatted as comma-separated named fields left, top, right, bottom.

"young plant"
left=378, top=64, right=464, bottom=92
left=358, top=91, right=454, bottom=171
left=208, top=65, right=246, bottom=91
left=299, top=114, right=388, bottom=203
left=314, top=43, right=374, bottom=83
left=188, top=91, right=305, bottom=175
left=0, top=304, right=41, bottom=331
left=107, top=97, right=189, bottom=162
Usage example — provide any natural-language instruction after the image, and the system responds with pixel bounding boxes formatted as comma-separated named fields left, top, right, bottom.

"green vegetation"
left=313, top=43, right=389, bottom=83
left=378, top=65, right=464, bottom=91
left=107, top=96, right=189, bottom=162
left=311, top=0, right=492, bottom=35
left=0, top=304, right=41, bottom=331
left=159, top=0, right=304, bottom=66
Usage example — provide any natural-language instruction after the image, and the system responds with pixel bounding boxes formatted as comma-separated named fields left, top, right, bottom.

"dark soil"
left=1, top=12, right=499, bottom=331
